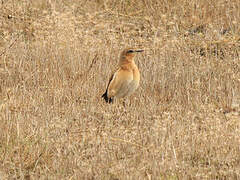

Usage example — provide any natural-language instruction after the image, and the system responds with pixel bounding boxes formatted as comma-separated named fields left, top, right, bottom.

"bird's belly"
left=116, top=80, right=139, bottom=98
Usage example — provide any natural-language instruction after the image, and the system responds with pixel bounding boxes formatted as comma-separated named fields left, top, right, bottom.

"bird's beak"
left=134, top=49, right=144, bottom=53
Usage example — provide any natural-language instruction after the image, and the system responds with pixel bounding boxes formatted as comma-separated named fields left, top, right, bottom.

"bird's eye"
left=127, top=50, right=134, bottom=53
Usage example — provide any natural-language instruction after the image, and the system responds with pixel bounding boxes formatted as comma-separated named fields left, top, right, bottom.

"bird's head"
left=119, top=48, right=144, bottom=65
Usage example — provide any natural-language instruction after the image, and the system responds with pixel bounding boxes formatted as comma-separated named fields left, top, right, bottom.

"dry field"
left=0, top=0, right=240, bottom=179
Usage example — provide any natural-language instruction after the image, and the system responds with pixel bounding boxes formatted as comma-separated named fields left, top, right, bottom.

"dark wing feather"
left=102, top=74, right=114, bottom=103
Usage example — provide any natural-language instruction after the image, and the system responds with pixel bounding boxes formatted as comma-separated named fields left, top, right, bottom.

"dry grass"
left=0, top=0, right=240, bottom=179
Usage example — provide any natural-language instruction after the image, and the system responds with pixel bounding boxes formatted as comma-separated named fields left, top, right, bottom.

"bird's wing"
left=105, top=73, right=114, bottom=91
left=107, top=68, right=133, bottom=98
left=102, top=73, right=115, bottom=103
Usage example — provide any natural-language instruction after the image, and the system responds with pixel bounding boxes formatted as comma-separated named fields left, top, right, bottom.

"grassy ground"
left=0, top=0, right=240, bottom=179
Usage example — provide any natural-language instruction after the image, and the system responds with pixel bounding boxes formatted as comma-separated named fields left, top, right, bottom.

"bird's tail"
left=101, top=91, right=113, bottom=103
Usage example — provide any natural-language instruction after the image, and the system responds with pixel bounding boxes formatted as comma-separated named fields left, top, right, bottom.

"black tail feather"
left=102, top=74, right=114, bottom=103
left=102, top=91, right=113, bottom=103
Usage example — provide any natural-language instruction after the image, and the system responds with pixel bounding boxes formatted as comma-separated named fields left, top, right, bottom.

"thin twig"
left=0, top=33, right=22, bottom=57
left=74, top=54, right=98, bottom=82
left=107, top=136, right=146, bottom=149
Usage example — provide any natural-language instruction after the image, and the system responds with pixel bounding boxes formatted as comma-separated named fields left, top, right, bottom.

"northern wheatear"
left=102, top=48, right=144, bottom=103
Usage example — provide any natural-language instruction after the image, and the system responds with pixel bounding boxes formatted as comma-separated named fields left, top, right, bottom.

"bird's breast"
left=132, top=64, right=140, bottom=83
left=126, top=65, right=140, bottom=96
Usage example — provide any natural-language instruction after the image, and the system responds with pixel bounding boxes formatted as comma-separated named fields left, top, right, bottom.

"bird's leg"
left=122, top=99, right=126, bottom=108
left=122, top=98, right=131, bottom=107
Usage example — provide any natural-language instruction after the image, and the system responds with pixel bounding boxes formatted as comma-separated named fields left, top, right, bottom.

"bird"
left=102, top=48, right=144, bottom=103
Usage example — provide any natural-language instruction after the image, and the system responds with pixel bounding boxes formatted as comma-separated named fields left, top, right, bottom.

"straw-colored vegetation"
left=0, top=0, right=240, bottom=179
